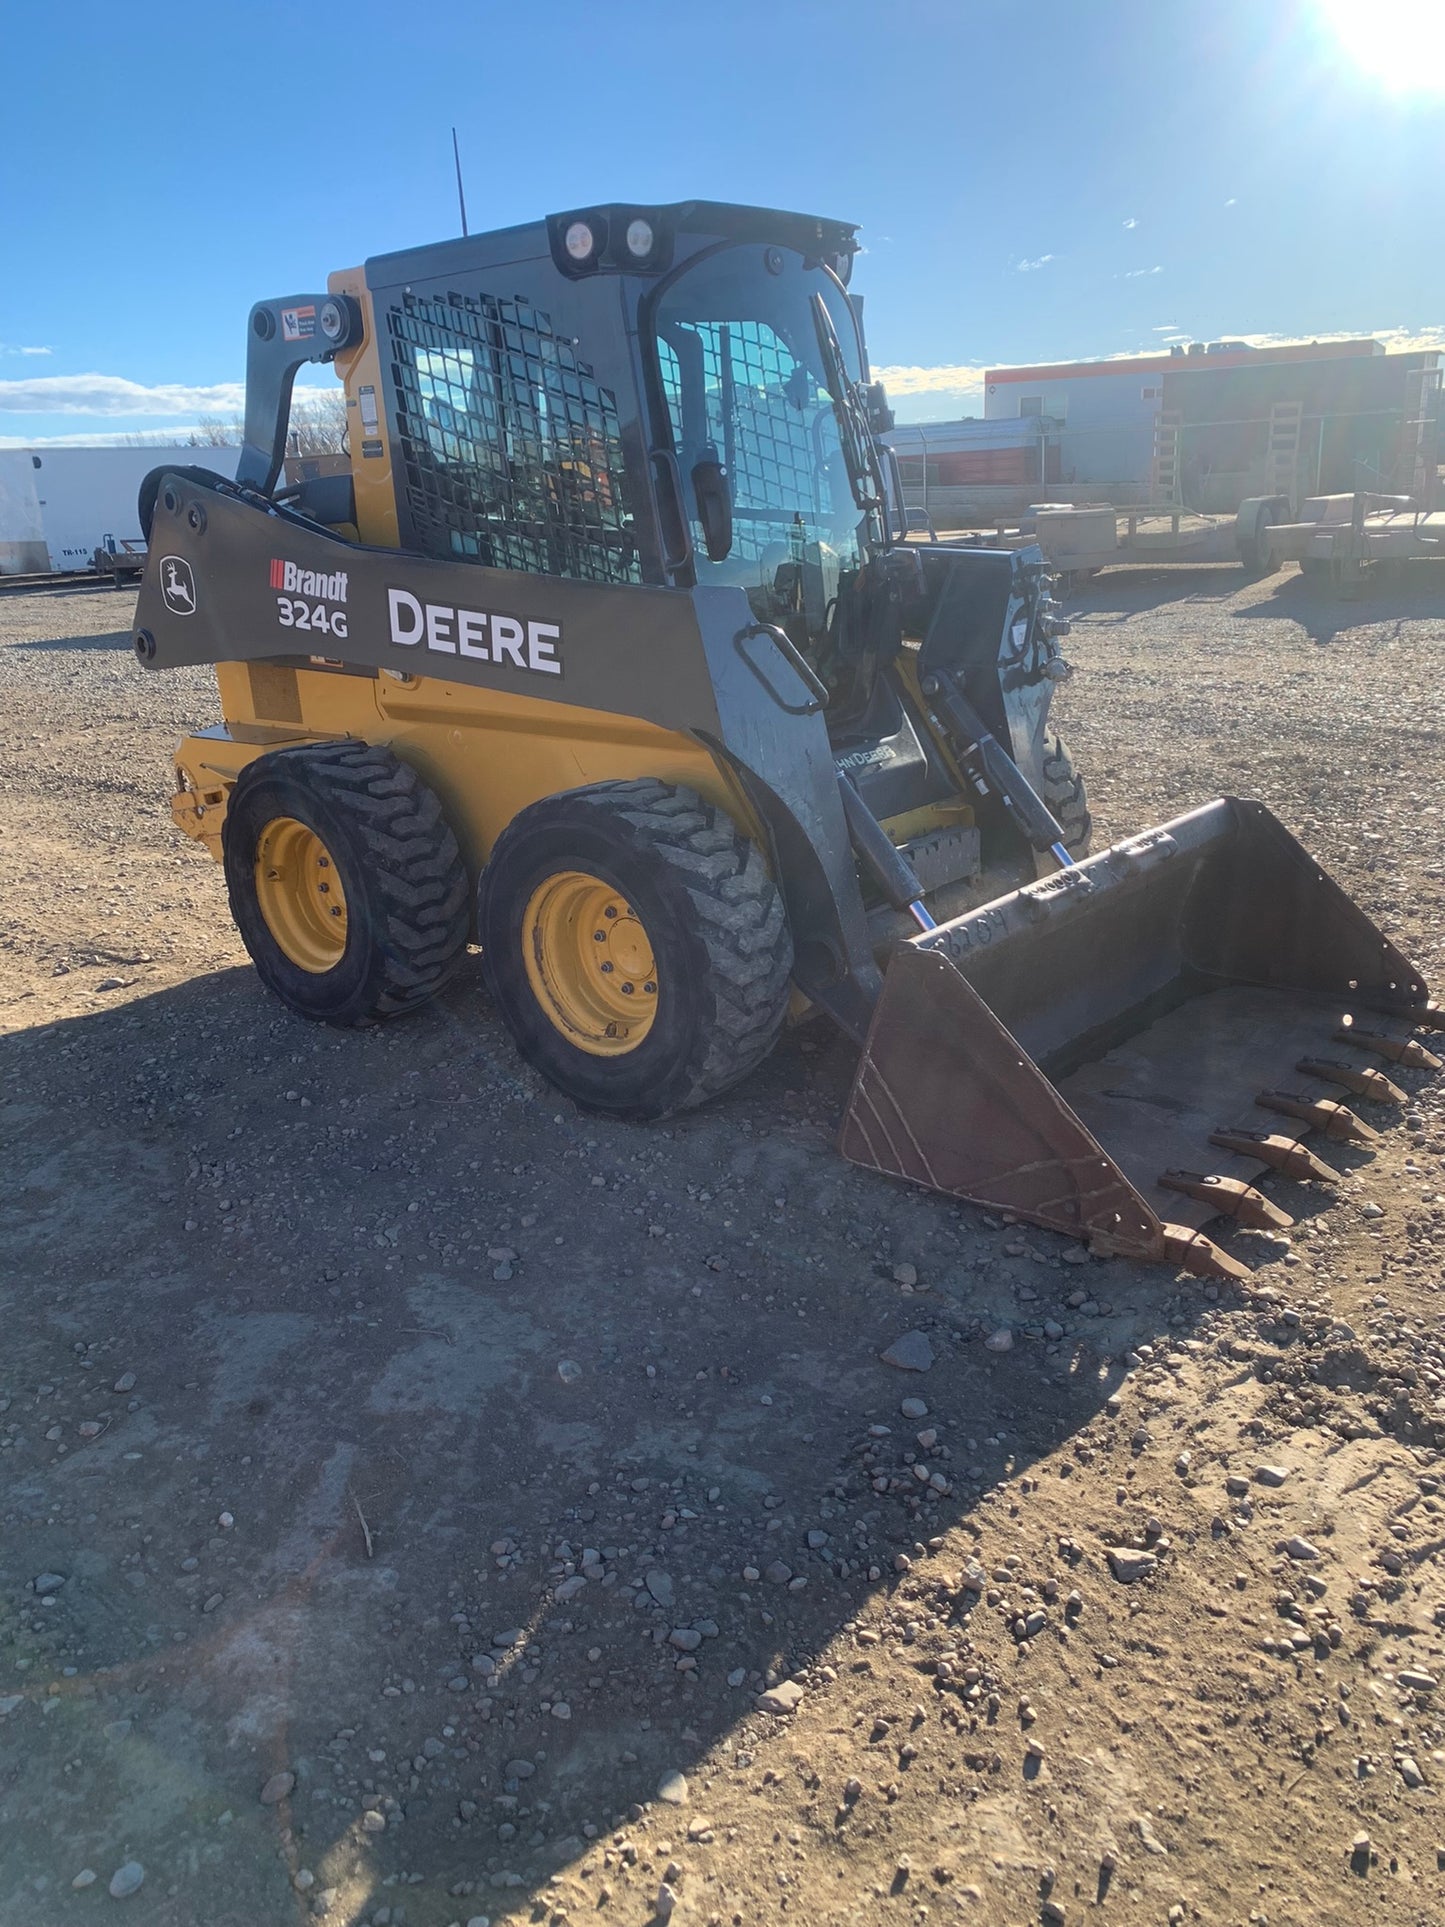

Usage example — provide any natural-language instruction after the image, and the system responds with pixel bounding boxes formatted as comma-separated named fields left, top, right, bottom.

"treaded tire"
left=224, top=741, right=470, bottom=1023
left=1041, top=730, right=1092, bottom=857
left=478, top=779, right=793, bottom=1119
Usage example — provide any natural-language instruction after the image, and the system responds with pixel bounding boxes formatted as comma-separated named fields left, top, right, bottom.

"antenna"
left=452, top=127, right=469, bottom=238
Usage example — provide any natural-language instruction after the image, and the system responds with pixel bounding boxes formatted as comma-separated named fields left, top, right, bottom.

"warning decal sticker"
left=281, top=305, right=317, bottom=343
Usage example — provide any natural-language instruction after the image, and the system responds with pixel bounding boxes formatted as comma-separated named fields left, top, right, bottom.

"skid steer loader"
left=132, top=200, right=1440, bottom=1281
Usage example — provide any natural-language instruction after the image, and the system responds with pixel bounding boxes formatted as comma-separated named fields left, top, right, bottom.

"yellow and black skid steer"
left=131, top=200, right=1440, bottom=1280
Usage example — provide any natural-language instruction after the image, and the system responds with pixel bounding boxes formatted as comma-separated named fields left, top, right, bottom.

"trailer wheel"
left=1041, top=731, right=1092, bottom=857
left=478, top=780, right=793, bottom=1119
left=1238, top=501, right=1282, bottom=576
left=224, top=742, right=470, bottom=1024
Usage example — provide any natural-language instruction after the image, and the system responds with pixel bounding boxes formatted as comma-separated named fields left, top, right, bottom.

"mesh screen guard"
left=387, top=289, right=641, bottom=585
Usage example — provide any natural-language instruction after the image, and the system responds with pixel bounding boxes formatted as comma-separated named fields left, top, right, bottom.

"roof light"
left=625, top=218, right=655, bottom=259
left=564, top=220, right=596, bottom=262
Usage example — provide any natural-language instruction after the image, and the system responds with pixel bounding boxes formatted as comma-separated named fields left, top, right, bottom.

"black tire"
left=1041, top=730, right=1092, bottom=857
left=1238, top=504, right=1280, bottom=577
left=224, top=741, right=470, bottom=1024
left=478, top=779, right=793, bottom=1119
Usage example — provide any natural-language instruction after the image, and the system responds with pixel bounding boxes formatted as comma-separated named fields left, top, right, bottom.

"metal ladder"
left=1263, top=401, right=1303, bottom=511
left=1150, top=410, right=1183, bottom=505
left=1401, top=364, right=1442, bottom=507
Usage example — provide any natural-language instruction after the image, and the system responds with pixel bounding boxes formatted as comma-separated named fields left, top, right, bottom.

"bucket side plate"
left=839, top=943, right=1167, bottom=1259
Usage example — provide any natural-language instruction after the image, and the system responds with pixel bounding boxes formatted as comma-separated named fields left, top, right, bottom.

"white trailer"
left=0, top=453, right=47, bottom=573
left=0, top=445, right=241, bottom=575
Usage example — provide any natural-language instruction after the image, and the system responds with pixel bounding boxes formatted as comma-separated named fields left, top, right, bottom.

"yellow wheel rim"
left=254, top=816, right=349, bottom=974
left=521, top=870, right=658, bottom=1057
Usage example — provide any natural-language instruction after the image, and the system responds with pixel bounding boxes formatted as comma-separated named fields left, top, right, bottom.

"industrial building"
left=890, top=337, right=1441, bottom=526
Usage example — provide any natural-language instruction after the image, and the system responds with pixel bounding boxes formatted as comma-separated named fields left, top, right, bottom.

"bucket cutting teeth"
left=1296, top=1057, right=1405, bottom=1104
left=1158, top=1170, right=1293, bottom=1230
left=1414, top=1003, right=1445, bottom=1034
left=1161, top=1223, right=1254, bottom=1283
left=1335, top=1027, right=1442, bottom=1071
left=1209, top=1129, right=1337, bottom=1184
left=1254, top=1089, right=1381, bottom=1145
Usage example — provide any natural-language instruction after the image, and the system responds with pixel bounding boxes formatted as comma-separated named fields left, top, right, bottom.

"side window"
left=657, top=317, right=843, bottom=566
left=387, top=290, right=640, bottom=585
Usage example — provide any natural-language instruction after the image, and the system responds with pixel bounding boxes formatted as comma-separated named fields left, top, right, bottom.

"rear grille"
left=247, top=661, right=302, bottom=724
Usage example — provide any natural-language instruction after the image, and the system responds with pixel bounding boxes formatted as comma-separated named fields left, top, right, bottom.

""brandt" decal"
left=387, top=589, right=561, bottom=676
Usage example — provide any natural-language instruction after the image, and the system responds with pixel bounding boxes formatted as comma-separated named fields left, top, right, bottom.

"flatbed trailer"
left=925, top=497, right=1286, bottom=584
left=1266, top=491, right=1445, bottom=586
left=92, top=538, right=148, bottom=585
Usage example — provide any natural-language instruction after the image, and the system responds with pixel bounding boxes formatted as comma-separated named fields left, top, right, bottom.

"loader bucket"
left=840, top=798, right=1439, bottom=1278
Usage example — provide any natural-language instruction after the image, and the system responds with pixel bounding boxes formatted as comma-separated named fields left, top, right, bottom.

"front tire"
left=223, top=741, right=470, bottom=1023
left=1041, top=729, right=1092, bottom=857
left=478, top=780, right=793, bottom=1119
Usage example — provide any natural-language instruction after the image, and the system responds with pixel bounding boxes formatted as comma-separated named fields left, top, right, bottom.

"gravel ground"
left=2, top=565, right=1445, bottom=1927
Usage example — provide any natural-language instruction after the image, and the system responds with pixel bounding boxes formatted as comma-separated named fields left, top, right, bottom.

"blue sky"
left=1, top=0, right=1441, bottom=441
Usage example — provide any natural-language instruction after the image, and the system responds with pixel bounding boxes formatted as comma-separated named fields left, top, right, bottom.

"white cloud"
left=1122, top=217, right=1138, bottom=229
left=1125, top=266, right=1163, bottom=278
left=0, top=373, right=247, bottom=418
left=1224, top=197, right=1238, bottom=207
left=873, top=361, right=991, bottom=398
left=1016, top=254, right=1055, bottom=273
left=0, top=343, right=53, bottom=357
left=1234, top=324, right=1445, bottom=355
left=0, top=427, right=221, bottom=448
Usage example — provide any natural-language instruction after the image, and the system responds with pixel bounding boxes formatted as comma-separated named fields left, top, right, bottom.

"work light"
left=564, top=221, right=596, bottom=263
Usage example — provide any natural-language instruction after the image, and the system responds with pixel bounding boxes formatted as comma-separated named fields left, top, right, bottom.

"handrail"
left=732, top=622, right=828, bottom=716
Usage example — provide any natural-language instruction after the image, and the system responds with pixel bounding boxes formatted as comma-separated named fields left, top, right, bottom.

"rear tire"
left=224, top=741, right=470, bottom=1024
left=478, top=779, right=793, bottom=1119
left=1041, top=730, right=1092, bottom=857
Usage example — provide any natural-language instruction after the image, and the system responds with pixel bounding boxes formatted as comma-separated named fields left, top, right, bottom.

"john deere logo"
left=160, top=556, right=197, bottom=616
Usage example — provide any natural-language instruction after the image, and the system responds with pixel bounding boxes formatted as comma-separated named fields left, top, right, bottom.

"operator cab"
left=648, top=234, right=926, bottom=742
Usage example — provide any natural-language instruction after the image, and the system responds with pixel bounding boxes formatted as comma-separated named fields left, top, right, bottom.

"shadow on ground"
left=1062, top=557, right=1445, bottom=641
left=1232, top=558, right=1445, bottom=646
left=0, top=967, right=1244, bottom=1925
left=13, top=628, right=135, bottom=652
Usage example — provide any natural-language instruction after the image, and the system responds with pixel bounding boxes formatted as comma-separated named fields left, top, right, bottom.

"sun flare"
left=1314, top=0, right=1445, bottom=93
